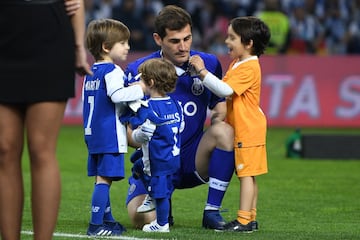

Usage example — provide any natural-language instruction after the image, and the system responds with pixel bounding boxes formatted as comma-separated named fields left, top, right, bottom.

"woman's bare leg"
left=26, top=102, right=66, bottom=240
left=0, top=104, right=25, bottom=240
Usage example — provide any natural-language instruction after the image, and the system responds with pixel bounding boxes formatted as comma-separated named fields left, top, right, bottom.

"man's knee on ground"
left=127, top=195, right=156, bottom=229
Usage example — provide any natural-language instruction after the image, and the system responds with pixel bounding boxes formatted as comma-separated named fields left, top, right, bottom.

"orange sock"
left=237, top=210, right=251, bottom=225
left=250, top=208, right=257, bottom=222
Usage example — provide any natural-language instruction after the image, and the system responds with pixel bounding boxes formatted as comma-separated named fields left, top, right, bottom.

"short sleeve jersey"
left=125, top=50, right=224, bottom=148
left=82, top=63, right=128, bottom=154
left=223, top=56, right=267, bottom=148
left=142, top=97, right=183, bottom=176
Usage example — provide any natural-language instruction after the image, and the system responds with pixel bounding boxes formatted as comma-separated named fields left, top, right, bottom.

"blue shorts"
left=127, top=176, right=147, bottom=205
left=126, top=133, right=208, bottom=205
left=173, top=133, right=208, bottom=189
left=87, top=153, right=125, bottom=181
left=148, top=175, right=174, bottom=199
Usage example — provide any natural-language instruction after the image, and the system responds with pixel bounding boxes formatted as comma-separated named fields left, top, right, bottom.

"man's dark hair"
left=154, top=5, right=192, bottom=39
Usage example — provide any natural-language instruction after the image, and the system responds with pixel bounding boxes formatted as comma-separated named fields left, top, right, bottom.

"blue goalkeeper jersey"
left=142, top=97, right=183, bottom=176
left=125, top=50, right=224, bottom=148
left=82, top=62, right=128, bottom=154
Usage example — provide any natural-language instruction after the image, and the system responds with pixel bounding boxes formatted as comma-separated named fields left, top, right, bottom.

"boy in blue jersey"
left=125, top=5, right=235, bottom=230
left=123, top=58, right=184, bottom=232
left=83, top=19, right=147, bottom=236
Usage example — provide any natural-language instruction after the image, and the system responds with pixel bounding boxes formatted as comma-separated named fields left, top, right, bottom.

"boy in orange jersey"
left=190, top=16, right=271, bottom=232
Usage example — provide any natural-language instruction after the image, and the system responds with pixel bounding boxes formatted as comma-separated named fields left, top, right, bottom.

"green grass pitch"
left=20, top=126, right=360, bottom=240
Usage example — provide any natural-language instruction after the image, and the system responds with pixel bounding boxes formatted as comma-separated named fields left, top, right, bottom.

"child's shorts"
left=234, top=145, right=268, bottom=177
left=148, top=175, right=174, bottom=199
left=87, top=153, right=125, bottom=180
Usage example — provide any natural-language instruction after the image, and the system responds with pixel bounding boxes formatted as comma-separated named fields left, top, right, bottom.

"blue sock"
left=103, top=198, right=115, bottom=222
left=206, top=148, right=234, bottom=209
left=90, top=183, right=109, bottom=225
left=156, top=198, right=169, bottom=226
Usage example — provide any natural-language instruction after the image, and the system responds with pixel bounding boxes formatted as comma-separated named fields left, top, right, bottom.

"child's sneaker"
left=103, top=221, right=126, bottom=235
left=251, top=220, right=258, bottom=231
left=87, top=223, right=118, bottom=236
left=220, top=219, right=253, bottom=233
left=142, top=220, right=169, bottom=232
left=137, top=194, right=156, bottom=213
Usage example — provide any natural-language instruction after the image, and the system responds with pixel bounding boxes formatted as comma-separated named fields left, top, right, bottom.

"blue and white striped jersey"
left=82, top=62, right=142, bottom=154
left=141, top=97, right=183, bottom=176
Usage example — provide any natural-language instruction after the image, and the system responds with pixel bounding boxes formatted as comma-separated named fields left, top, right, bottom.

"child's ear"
left=102, top=43, right=110, bottom=53
left=246, top=39, right=253, bottom=50
left=149, top=79, right=155, bottom=88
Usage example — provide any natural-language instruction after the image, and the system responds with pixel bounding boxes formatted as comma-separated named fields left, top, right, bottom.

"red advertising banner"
left=64, top=54, right=360, bottom=127
left=259, top=55, right=360, bottom=127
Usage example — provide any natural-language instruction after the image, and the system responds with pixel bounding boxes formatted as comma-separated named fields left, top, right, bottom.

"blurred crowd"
left=84, top=0, right=360, bottom=55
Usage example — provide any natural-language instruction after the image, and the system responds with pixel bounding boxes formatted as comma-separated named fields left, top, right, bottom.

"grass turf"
left=20, top=126, right=360, bottom=240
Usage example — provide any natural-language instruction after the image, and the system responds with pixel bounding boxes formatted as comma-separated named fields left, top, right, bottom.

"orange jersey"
left=223, top=56, right=267, bottom=148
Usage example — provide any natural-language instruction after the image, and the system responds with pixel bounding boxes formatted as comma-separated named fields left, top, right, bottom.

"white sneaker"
left=137, top=195, right=156, bottom=213
left=142, top=220, right=169, bottom=232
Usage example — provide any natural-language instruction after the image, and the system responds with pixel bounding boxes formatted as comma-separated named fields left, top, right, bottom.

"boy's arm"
left=107, top=69, right=145, bottom=103
left=189, top=55, right=233, bottom=98
left=110, top=85, right=144, bottom=103
left=132, top=120, right=156, bottom=144
left=202, top=72, right=234, bottom=98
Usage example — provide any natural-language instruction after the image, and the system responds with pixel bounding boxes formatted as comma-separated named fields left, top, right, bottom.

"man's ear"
left=153, top=33, right=162, bottom=47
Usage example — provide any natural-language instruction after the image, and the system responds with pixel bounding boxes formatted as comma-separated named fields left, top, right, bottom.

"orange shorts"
left=234, top=145, right=268, bottom=177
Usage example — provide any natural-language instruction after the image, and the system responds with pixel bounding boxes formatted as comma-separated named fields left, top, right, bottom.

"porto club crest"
left=191, top=77, right=204, bottom=96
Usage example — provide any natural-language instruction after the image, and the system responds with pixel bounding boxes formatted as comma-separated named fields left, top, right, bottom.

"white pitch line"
left=21, top=230, right=161, bottom=240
